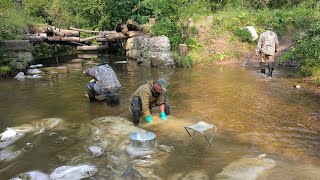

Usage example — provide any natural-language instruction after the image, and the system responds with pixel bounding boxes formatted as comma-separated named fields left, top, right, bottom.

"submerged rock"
left=35, top=118, right=63, bottom=130
left=0, top=124, right=35, bottom=149
left=0, top=145, right=22, bottom=162
left=88, top=146, right=104, bottom=157
left=10, top=170, right=49, bottom=180
left=49, top=164, right=98, bottom=180
left=0, top=128, right=17, bottom=141
left=215, top=156, right=276, bottom=180
left=159, top=144, right=174, bottom=152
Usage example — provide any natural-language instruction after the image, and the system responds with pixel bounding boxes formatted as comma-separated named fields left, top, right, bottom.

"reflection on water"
left=0, top=54, right=319, bottom=179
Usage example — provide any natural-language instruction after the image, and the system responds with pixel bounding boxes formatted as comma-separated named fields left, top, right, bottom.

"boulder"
left=215, top=156, right=276, bottom=180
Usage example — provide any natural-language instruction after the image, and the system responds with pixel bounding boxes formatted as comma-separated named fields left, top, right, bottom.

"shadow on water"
left=0, top=53, right=320, bottom=179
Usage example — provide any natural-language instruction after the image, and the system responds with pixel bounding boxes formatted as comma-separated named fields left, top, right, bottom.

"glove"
left=160, top=112, right=167, bottom=120
left=145, top=115, right=152, bottom=123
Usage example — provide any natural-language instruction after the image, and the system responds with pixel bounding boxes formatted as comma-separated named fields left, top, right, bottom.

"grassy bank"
left=180, top=4, right=320, bottom=84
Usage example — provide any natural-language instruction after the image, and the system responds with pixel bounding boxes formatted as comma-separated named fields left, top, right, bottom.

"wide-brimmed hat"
left=265, top=24, right=273, bottom=30
left=156, top=78, right=167, bottom=92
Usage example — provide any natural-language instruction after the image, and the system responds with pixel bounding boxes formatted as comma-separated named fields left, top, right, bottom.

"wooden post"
left=150, top=55, right=158, bottom=67
left=178, top=44, right=188, bottom=57
left=149, top=18, right=156, bottom=25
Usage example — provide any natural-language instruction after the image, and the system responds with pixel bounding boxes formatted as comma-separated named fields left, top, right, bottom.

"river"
left=0, top=53, right=319, bottom=179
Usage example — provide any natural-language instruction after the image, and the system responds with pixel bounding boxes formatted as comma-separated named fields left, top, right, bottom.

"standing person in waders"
left=255, top=24, right=279, bottom=79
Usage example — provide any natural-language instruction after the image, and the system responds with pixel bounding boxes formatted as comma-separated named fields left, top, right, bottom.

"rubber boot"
left=87, top=90, right=96, bottom=101
left=259, top=62, right=265, bottom=74
left=268, top=62, right=274, bottom=78
left=106, top=94, right=120, bottom=106
left=164, top=94, right=170, bottom=115
left=132, top=109, right=140, bottom=126
left=165, top=103, right=171, bottom=115
left=269, top=68, right=274, bottom=78
left=131, top=97, right=142, bottom=126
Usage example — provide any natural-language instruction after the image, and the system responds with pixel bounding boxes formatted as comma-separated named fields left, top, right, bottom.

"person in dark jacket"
left=83, top=64, right=121, bottom=105
left=130, top=78, right=170, bottom=126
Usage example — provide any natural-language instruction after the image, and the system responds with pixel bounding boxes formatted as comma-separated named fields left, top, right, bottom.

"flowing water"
left=0, top=53, right=319, bottom=179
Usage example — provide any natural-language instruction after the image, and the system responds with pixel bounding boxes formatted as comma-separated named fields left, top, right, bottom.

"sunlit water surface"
left=0, top=54, right=319, bottom=179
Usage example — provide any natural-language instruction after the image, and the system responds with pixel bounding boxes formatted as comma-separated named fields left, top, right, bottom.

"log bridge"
left=25, top=21, right=142, bottom=51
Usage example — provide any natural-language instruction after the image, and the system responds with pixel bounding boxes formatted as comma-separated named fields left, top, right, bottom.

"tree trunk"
left=178, top=44, right=188, bottom=57
left=61, top=37, right=80, bottom=42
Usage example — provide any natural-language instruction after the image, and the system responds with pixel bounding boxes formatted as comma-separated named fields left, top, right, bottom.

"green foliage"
left=0, top=0, right=29, bottom=40
left=283, top=22, right=320, bottom=82
left=152, top=19, right=182, bottom=50
left=173, top=53, right=193, bottom=67
left=0, top=66, right=11, bottom=73
left=185, top=38, right=202, bottom=49
left=234, top=27, right=253, bottom=42
left=32, top=43, right=54, bottom=58
left=23, top=0, right=50, bottom=20
left=32, top=43, right=77, bottom=59
left=10, top=53, right=33, bottom=70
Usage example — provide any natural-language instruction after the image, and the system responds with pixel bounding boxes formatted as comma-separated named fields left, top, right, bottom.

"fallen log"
left=53, top=28, right=65, bottom=36
left=26, top=33, right=48, bottom=42
left=61, top=37, right=80, bottom=42
left=47, top=36, right=61, bottom=41
left=59, top=29, right=80, bottom=37
left=96, top=32, right=127, bottom=41
left=69, top=27, right=100, bottom=34
left=99, top=31, right=118, bottom=35
left=77, top=45, right=109, bottom=51
left=80, top=35, right=103, bottom=42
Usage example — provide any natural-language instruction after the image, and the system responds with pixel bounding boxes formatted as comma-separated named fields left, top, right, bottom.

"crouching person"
left=83, top=64, right=121, bottom=106
left=130, top=78, right=170, bottom=126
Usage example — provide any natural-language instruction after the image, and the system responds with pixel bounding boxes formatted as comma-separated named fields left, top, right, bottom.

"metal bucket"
left=129, top=131, right=156, bottom=151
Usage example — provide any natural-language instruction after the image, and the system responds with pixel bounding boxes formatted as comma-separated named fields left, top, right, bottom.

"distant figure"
left=83, top=64, right=121, bottom=106
left=114, top=19, right=122, bottom=32
left=130, top=79, right=170, bottom=126
left=255, top=24, right=279, bottom=79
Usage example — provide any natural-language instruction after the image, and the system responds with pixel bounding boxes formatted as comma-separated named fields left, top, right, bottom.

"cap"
left=156, top=78, right=167, bottom=92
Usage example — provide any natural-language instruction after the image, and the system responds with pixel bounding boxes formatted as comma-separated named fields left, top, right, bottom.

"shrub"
left=233, top=27, right=253, bottom=42
left=173, top=53, right=192, bottom=67
left=185, top=37, right=202, bottom=49
left=152, top=19, right=182, bottom=50
left=283, top=22, right=320, bottom=81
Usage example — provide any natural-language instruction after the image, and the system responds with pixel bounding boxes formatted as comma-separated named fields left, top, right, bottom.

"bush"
left=282, top=22, right=320, bottom=82
left=233, top=27, right=253, bottom=42
left=173, top=53, right=192, bottom=67
left=185, top=37, right=202, bottom=49
left=0, top=66, right=11, bottom=74
left=152, top=19, right=182, bottom=50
